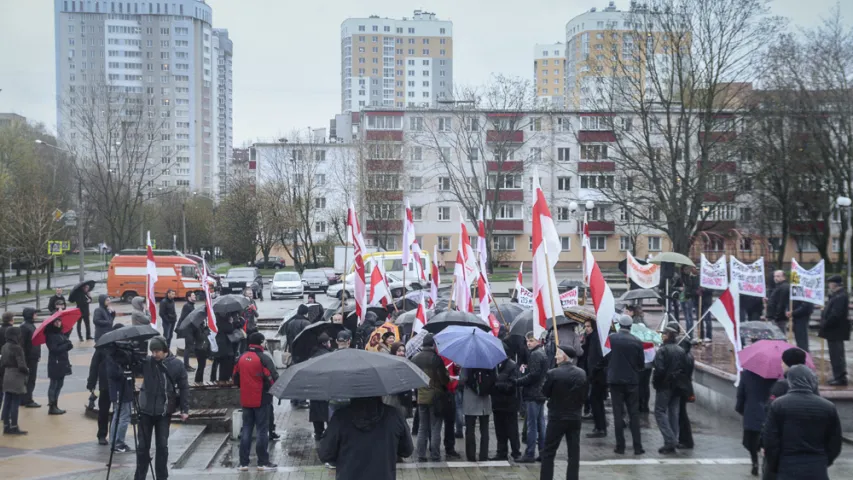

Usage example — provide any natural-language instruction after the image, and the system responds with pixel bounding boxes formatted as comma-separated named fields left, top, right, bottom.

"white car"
left=270, top=271, right=304, bottom=299
left=326, top=272, right=423, bottom=299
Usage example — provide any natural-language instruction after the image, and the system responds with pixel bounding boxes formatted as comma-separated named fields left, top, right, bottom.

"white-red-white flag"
left=413, top=295, right=428, bottom=334
left=451, top=249, right=473, bottom=312
left=583, top=228, right=617, bottom=355
left=146, top=231, right=159, bottom=330
left=531, top=170, right=562, bottom=340
left=476, top=207, right=491, bottom=324
left=458, top=209, right=477, bottom=286
left=347, top=202, right=367, bottom=324
left=708, top=282, right=743, bottom=384
left=402, top=198, right=415, bottom=267
left=201, top=262, right=218, bottom=352
left=368, top=257, right=392, bottom=307
left=581, top=218, right=590, bottom=284
left=411, top=239, right=427, bottom=282
left=430, top=245, right=440, bottom=308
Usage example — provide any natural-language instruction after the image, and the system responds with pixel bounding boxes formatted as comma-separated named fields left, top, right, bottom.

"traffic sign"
left=53, top=209, right=64, bottom=222
left=48, top=241, right=63, bottom=255
left=61, top=241, right=71, bottom=252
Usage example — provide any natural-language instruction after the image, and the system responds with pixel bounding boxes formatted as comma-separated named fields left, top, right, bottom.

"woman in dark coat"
left=491, top=356, right=521, bottom=460
left=45, top=318, right=74, bottom=415
left=1, top=326, right=29, bottom=434
left=736, top=368, right=777, bottom=476
left=214, top=312, right=236, bottom=384
left=309, top=334, right=332, bottom=440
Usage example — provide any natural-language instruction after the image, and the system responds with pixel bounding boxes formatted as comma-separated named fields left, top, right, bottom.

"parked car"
left=301, top=269, right=330, bottom=292
left=254, top=256, right=286, bottom=269
left=321, top=267, right=340, bottom=285
left=222, top=267, right=263, bottom=296
left=326, top=272, right=423, bottom=299
left=271, top=271, right=304, bottom=299
left=185, top=253, right=221, bottom=292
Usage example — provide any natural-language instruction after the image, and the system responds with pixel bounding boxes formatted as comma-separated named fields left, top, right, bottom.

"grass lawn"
left=2, top=288, right=55, bottom=306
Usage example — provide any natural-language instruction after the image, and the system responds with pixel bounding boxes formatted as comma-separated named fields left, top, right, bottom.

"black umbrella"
left=291, top=320, right=345, bottom=361
left=497, top=303, right=525, bottom=325
left=557, top=279, right=585, bottom=293
left=393, top=297, right=420, bottom=312
left=68, top=280, right=96, bottom=304
left=322, top=300, right=344, bottom=321
left=740, top=321, right=786, bottom=341
left=177, top=306, right=207, bottom=334
left=367, top=305, right=390, bottom=324
left=270, top=348, right=429, bottom=400
left=95, top=325, right=159, bottom=347
left=508, top=309, right=575, bottom=338
left=618, top=288, right=661, bottom=303
left=423, top=310, right=490, bottom=334
left=212, top=294, right=250, bottom=315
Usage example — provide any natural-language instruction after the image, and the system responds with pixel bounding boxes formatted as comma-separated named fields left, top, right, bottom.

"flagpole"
left=379, top=255, right=400, bottom=313
left=786, top=283, right=793, bottom=343
left=340, top=237, right=349, bottom=317
left=544, top=251, right=561, bottom=347
left=449, top=276, right=457, bottom=310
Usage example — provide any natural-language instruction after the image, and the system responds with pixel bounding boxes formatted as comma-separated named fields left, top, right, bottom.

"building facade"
left=213, top=28, right=233, bottom=200
left=533, top=43, right=567, bottom=108
left=340, top=10, right=453, bottom=113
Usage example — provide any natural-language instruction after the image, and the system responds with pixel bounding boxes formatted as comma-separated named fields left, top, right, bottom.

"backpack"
left=468, top=368, right=497, bottom=397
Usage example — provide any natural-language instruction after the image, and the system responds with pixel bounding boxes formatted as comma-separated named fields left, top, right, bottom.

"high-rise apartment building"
left=340, top=10, right=453, bottom=112
left=53, top=0, right=231, bottom=198
left=213, top=28, right=233, bottom=200
left=533, top=43, right=567, bottom=108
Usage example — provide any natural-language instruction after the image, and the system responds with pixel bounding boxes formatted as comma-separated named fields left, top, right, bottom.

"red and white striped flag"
left=452, top=249, right=474, bottom=312
left=458, top=209, right=477, bottom=286
left=368, top=257, right=392, bottom=307
left=430, top=245, right=440, bottom=308
left=708, top=282, right=742, bottom=383
left=413, top=294, right=428, bottom=334
left=582, top=219, right=617, bottom=354
left=201, top=262, right=218, bottom=352
left=146, top=232, right=159, bottom=330
left=515, top=262, right=524, bottom=294
left=531, top=170, right=562, bottom=340
left=402, top=198, right=415, bottom=267
left=347, top=202, right=367, bottom=325
left=411, top=240, right=427, bottom=282
left=476, top=207, right=491, bottom=324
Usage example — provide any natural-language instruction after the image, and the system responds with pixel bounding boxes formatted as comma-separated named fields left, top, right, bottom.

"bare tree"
left=216, top=177, right=259, bottom=264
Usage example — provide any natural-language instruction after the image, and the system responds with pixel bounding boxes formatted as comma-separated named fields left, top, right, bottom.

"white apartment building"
left=340, top=10, right=453, bottom=112
left=213, top=28, right=233, bottom=200
left=533, top=43, right=567, bottom=108
left=53, top=0, right=232, bottom=198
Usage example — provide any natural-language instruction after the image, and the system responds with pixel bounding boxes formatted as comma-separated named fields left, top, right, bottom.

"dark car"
left=321, top=267, right=340, bottom=285
left=185, top=254, right=221, bottom=292
left=222, top=267, right=263, bottom=296
left=254, top=256, right=286, bottom=269
left=301, top=269, right=330, bottom=292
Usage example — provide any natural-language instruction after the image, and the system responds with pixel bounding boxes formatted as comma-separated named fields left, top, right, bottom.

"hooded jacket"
left=92, top=294, right=116, bottom=341
left=1, top=327, right=29, bottom=394
left=130, top=296, right=151, bottom=326
left=762, top=365, right=842, bottom=480
left=318, top=397, right=414, bottom=480
left=19, top=308, right=40, bottom=361
left=233, top=344, right=279, bottom=408
left=411, top=346, right=450, bottom=405
left=45, top=322, right=73, bottom=380
left=138, top=352, right=190, bottom=416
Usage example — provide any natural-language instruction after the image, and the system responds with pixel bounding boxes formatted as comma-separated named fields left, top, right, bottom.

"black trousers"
left=828, top=340, right=847, bottom=381
left=97, top=389, right=111, bottom=440
left=492, top=410, right=520, bottom=458
left=217, top=356, right=233, bottom=382
left=638, top=369, right=652, bottom=412
left=209, top=358, right=219, bottom=382
left=442, top=395, right=457, bottom=454
left=135, top=414, right=171, bottom=480
left=589, top=383, right=608, bottom=431
left=464, top=415, right=489, bottom=461
left=678, top=395, right=693, bottom=448
left=540, top=418, right=581, bottom=480
left=194, top=352, right=208, bottom=383
left=609, top=384, right=643, bottom=451
left=743, top=429, right=761, bottom=466
left=24, top=358, right=38, bottom=404
left=313, top=421, right=325, bottom=438
left=77, top=312, right=91, bottom=339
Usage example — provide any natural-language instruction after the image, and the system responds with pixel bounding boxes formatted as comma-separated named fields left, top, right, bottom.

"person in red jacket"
left=233, top=332, right=279, bottom=471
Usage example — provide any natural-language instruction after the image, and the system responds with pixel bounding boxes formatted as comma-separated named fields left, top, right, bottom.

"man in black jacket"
left=820, top=275, right=850, bottom=386
left=47, top=288, right=65, bottom=314
left=159, top=290, right=178, bottom=348
left=765, top=270, right=790, bottom=334
left=787, top=299, right=815, bottom=352
left=581, top=320, right=608, bottom=438
left=762, top=365, right=842, bottom=480
left=178, top=292, right=197, bottom=372
left=607, top=315, right=646, bottom=455
left=769, top=347, right=809, bottom=400
left=92, top=294, right=116, bottom=342
left=18, top=308, right=41, bottom=408
left=490, top=355, right=520, bottom=461
left=653, top=323, right=690, bottom=454
left=540, top=346, right=587, bottom=480
left=515, top=332, right=548, bottom=463
left=135, top=336, right=190, bottom=480
left=86, top=344, right=112, bottom=446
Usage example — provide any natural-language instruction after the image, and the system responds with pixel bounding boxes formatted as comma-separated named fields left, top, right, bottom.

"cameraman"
left=135, top=337, right=189, bottom=480
left=104, top=331, right=137, bottom=454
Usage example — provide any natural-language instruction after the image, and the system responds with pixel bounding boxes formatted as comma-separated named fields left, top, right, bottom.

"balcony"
left=366, top=159, right=403, bottom=171
left=578, top=161, right=616, bottom=173
left=703, top=192, right=736, bottom=202
left=790, top=221, right=826, bottom=233
left=365, top=219, right=395, bottom=232
left=698, top=161, right=737, bottom=174
left=698, top=220, right=736, bottom=232
left=486, top=130, right=524, bottom=143
left=587, top=221, right=615, bottom=233
left=486, top=189, right=523, bottom=202
left=487, top=220, right=524, bottom=232
left=578, top=131, right=616, bottom=143
left=486, top=161, right=524, bottom=172
left=698, top=131, right=737, bottom=143
left=364, top=190, right=403, bottom=202
left=366, top=130, right=403, bottom=142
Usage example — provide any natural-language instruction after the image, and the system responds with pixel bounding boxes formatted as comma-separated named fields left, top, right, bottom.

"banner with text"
left=730, top=257, right=766, bottom=298
left=700, top=254, right=728, bottom=290
left=517, top=285, right=577, bottom=310
left=790, top=259, right=825, bottom=306
left=517, top=285, right=533, bottom=309
left=626, top=252, right=661, bottom=289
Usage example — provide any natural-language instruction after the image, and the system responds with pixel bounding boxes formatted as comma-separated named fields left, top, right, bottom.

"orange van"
left=107, top=255, right=209, bottom=302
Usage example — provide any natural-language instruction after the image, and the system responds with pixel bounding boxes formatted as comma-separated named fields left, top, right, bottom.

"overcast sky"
left=1, top=0, right=850, bottom=146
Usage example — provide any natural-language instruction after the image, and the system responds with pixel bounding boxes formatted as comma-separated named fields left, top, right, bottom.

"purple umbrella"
left=737, top=340, right=816, bottom=379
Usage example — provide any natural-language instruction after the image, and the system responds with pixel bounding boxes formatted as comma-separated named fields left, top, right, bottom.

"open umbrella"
left=740, top=321, right=786, bottom=341
left=649, top=252, right=695, bottom=267
left=737, top=339, right=815, bottom=379
left=177, top=305, right=208, bottom=334
left=68, top=280, right=96, bottom=304
left=618, top=288, right=661, bottom=303
left=405, top=329, right=429, bottom=359
left=497, top=303, right=525, bottom=325
left=423, top=310, right=490, bottom=334
left=629, top=323, right=663, bottom=346
left=212, top=294, right=250, bottom=315
left=434, top=325, right=507, bottom=369
left=270, top=348, right=429, bottom=400
left=95, top=325, right=160, bottom=347
left=562, top=306, right=596, bottom=324
left=291, top=320, right=345, bottom=361
left=508, top=309, right=575, bottom=337
left=32, top=308, right=81, bottom=346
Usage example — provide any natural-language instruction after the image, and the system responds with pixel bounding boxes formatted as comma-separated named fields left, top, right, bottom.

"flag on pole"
left=146, top=231, right=159, bottom=330
left=531, top=169, right=562, bottom=340
left=430, top=245, right=440, bottom=308
left=458, top=209, right=477, bottom=286
left=413, top=295, right=428, bottom=334
left=347, top=202, right=367, bottom=325
left=201, top=262, right=218, bottom=353
left=516, top=262, right=524, bottom=294
left=708, top=282, right=743, bottom=384
left=476, top=207, right=491, bottom=324
left=582, top=220, right=617, bottom=355
left=368, top=257, right=392, bottom=307
left=411, top=239, right=427, bottom=282
left=402, top=198, right=415, bottom=267
left=452, top=249, right=474, bottom=312
left=581, top=217, right=590, bottom=284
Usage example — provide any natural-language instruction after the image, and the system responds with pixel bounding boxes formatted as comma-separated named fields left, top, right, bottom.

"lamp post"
left=836, top=196, right=852, bottom=293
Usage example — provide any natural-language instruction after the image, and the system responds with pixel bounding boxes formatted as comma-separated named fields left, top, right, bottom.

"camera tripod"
left=105, top=369, right=156, bottom=480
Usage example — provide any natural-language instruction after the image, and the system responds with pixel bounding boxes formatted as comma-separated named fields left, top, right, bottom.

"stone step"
left=177, top=432, right=230, bottom=470
left=167, top=424, right=208, bottom=469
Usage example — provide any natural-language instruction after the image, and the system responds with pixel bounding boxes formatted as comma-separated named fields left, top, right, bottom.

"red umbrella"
left=32, top=308, right=81, bottom=346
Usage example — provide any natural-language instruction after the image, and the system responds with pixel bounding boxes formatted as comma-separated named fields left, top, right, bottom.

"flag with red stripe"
left=413, top=295, right=428, bottom=334
left=402, top=198, right=415, bottom=267
left=368, top=257, right=392, bottom=307
left=708, top=282, right=742, bottom=383
left=347, top=202, right=367, bottom=325
left=452, top=249, right=473, bottom=312
left=582, top=223, right=616, bottom=354
left=430, top=245, right=440, bottom=308
left=531, top=169, right=562, bottom=340
left=201, top=262, right=219, bottom=352
left=476, top=207, right=491, bottom=325
left=146, top=232, right=159, bottom=330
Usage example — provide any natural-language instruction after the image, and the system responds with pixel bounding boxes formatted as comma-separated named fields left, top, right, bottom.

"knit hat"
left=149, top=336, right=168, bottom=352
left=318, top=333, right=331, bottom=345
left=828, top=275, right=844, bottom=285
left=782, top=347, right=807, bottom=367
left=617, top=314, right=634, bottom=327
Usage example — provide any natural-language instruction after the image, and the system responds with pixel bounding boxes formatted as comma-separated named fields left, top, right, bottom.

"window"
left=314, top=174, right=326, bottom=186
left=620, top=236, right=632, bottom=252
left=314, top=221, right=327, bottom=233
left=438, top=207, right=451, bottom=221
left=580, top=116, right=612, bottom=131
left=621, top=176, right=634, bottom=191
left=366, top=115, right=402, bottom=129
left=529, top=118, right=542, bottom=131
left=589, top=236, right=606, bottom=251
left=741, top=238, right=754, bottom=252
left=438, top=117, right=452, bottom=132
left=468, top=149, right=479, bottom=161
left=410, top=177, right=423, bottom=190
left=796, top=236, right=818, bottom=253
left=314, top=197, right=326, bottom=209
left=493, top=236, right=516, bottom=251
left=557, top=177, right=572, bottom=191
left=367, top=174, right=400, bottom=190
left=410, top=116, right=423, bottom=131
left=708, top=237, right=726, bottom=252
left=557, top=207, right=571, bottom=221
left=412, top=207, right=423, bottom=221
left=580, top=144, right=608, bottom=160
left=561, top=237, right=571, bottom=251
left=558, top=148, right=571, bottom=162
left=438, top=177, right=451, bottom=191
left=410, top=146, right=423, bottom=162
left=440, top=147, right=451, bottom=161
left=580, top=175, right=614, bottom=189
left=589, top=206, right=607, bottom=221
left=648, top=236, right=662, bottom=252
left=530, top=147, right=542, bottom=161
left=438, top=236, right=451, bottom=251
left=488, top=174, right=522, bottom=189
left=739, top=207, right=752, bottom=222
left=314, top=150, right=326, bottom=162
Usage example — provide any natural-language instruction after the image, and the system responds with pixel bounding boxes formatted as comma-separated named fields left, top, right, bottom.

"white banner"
left=517, top=285, right=533, bottom=309
left=729, top=257, right=766, bottom=298
left=700, top=254, right=728, bottom=290
left=560, top=287, right=579, bottom=309
left=626, top=252, right=660, bottom=289
left=791, top=259, right=825, bottom=306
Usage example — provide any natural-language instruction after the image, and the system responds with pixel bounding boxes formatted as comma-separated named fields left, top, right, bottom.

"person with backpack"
left=652, top=322, right=690, bottom=454
left=460, top=367, right=495, bottom=462
left=233, top=332, right=279, bottom=471
left=490, top=354, right=521, bottom=461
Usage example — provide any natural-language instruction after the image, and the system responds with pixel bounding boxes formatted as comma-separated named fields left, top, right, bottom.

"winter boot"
left=48, top=403, right=66, bottom=415
left=8, top=426, right=28, bottom=435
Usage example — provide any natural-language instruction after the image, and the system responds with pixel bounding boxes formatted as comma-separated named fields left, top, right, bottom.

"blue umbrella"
left=434, top=325, right=507, bottom=369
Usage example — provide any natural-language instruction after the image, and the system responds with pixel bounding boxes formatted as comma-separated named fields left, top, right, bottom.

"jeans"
left=416, top=404, right=442, bottom=460
left=681, top=301, right=695, bottom=339
left=492, top=410, right=520, bottom=458
left=454, top=390, right=464, bottom=435
left=1, top=392, right=20, bottom=428
left=524, top=400, right=546, bottom=458
left=135, top=414, right=171, bottom=480
left=464, top=415, right=489, bottom=461
left=239, top=406, right=270, bottom=466
left=610, top=384, right=643, bottom=451
left=793, top=319, right=810, bottom=352
left=96, top=389, right=111, bottom=440
left=828, top=340, right=847, bottom=381
left=589, top=383, right=608, bottom=432
left=654, top=389, right=681, bottom=448
left=111, top=401, right=132, bottom=447
left=47, top=377, right=65, bottom=405
left=24, top=358, right=38, bottom=404
left=162, top=320, right=175, bottom=348
left=540, top=418, right=581, bottom=480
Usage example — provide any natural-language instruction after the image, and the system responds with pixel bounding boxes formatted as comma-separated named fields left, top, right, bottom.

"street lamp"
left=836, top=196, right=852, bottom=293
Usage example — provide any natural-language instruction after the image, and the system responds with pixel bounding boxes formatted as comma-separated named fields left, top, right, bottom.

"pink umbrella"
left=32, top=308, right=81, bottom=346
left=737, top=339, right=815, bottom=379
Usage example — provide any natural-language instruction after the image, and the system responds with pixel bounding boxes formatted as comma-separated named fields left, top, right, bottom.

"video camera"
left=108, top=340, right=147, bottom=371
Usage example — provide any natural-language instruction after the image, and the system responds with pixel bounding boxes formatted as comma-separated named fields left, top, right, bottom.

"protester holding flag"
left=607, top=315, right=645, bottom=455
left=820, top=275, right=849, bottom=386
